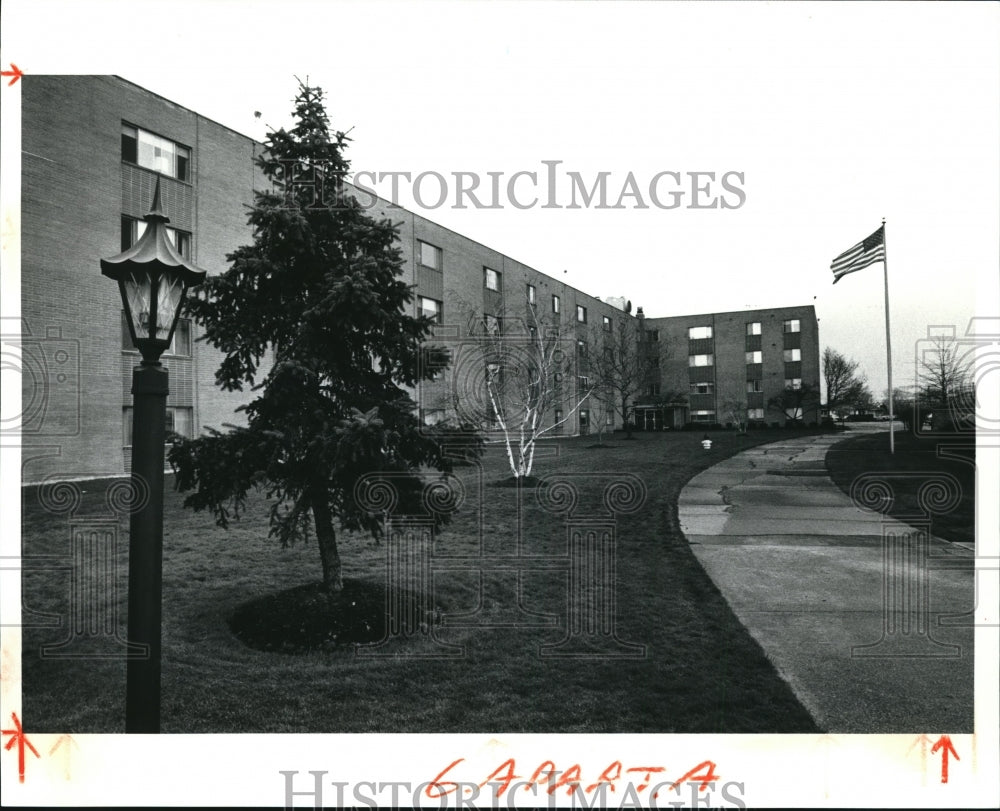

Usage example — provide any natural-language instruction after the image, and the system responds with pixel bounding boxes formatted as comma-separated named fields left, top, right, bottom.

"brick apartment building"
left=17, top=75, right=819, bottom=484
left=636, top=304, right=821, bottom=430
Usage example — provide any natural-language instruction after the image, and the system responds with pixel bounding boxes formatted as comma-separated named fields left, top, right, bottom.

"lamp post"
left=101, top=179, right=205, bottom=733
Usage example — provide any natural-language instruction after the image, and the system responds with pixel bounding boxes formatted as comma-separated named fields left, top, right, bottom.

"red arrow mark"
left=1, top=63, right=24, bottom=86
left=931, top=735, right=959, bottom=784
left=907, top=733, right=932, bottom=783
left=49, top=734, right=80, bottom=780
left=2, top=712, right=41, bottom=783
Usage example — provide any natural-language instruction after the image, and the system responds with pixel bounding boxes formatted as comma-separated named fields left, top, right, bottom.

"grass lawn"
left=21, top=428, right=824, bottom=734
left=825, top=429, right=975, bottom=545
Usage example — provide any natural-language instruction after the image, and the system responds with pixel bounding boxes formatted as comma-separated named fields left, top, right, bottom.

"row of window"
left=421, top=241, right=613, bottom=327
left=746, top=349, right=801, bottom=363
left=685, top=320, right=801, bottom=340
left=689, top=348, right=803, bottom=367
left=420, top=299, right=616, bottom=335
left=121, top=125, right=194, bottom=449
left=691, top=409, right=768, bottom=422
left=747, top=378, right=803, bottom=391
left=484, top=400, right=612, bottom=434
left=687, top=379, right=802, bottom=395
left=122, top=126, right=808, bottom=347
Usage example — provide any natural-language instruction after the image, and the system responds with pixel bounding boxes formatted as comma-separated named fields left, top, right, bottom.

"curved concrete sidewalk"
left=679, top=432, right=975, bottom=733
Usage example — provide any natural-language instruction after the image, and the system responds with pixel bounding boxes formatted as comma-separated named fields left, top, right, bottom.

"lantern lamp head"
left=100, top=179, right=206, bottom=364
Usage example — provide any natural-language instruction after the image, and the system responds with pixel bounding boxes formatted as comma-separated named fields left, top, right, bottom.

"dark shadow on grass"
left=229, top=579, right=437, bottom=653
left=825, top=430, right=975, bottom=545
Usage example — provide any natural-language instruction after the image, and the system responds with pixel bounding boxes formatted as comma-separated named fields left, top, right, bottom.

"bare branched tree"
left=721, top=397, right=748, bottom=433
left=918, top=335, right=973, bottom=410
left=447, top=291, right=594, bottom=478
left=823, top=347, right=872, bottom=422
left=917, top=334, right=975, bottom=432
left=768, top=383, right=820, bottom=424
left=586, top=383, right=616, bottom=445
left=586, top=316, right=664, bottom=438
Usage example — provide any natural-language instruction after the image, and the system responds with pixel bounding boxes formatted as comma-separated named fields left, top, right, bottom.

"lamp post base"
left=125, top=361, right=168, bottom=734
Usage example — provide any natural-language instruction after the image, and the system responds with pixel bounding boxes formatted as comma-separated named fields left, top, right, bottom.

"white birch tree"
left=447, top=293, right=595, bottom=479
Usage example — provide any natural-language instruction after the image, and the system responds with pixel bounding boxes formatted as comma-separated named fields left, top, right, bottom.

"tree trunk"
left=312, top=497, right=343, bottom=594
left=622, top=396, right=633, bottom=438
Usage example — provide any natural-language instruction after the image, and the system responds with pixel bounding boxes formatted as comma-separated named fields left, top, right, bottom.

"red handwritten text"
left=427, top=756, right=720, bottom=800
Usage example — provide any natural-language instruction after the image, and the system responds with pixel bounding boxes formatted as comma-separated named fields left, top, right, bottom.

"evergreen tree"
left=169, top=83, right=475, bottom=593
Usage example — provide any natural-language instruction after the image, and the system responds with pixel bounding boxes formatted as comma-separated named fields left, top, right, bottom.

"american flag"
left=830, top=225, right=885, bottom=284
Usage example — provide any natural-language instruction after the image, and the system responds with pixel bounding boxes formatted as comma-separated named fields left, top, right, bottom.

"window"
left=688, top=326, right=713, bottom=340
left=784, top=348, right=802, bottom=362
left=646, top=383, right=661, bottom=397
left=603, top=315, right=612, bottom=332
left=577, top=339, right=587, bottom=358
left=419, top=297, right=442, bottom=324
left=527, top=283, right=536, bottom=305
left=690, top=382, right=714, bottom=395
left=553, top=408, right=564, bottom=430
left=552, top=294, right=561, bottom=314
left=576, top=305, right=587, bottom=323
left=745, top=350, right=762, bottom=364
left=689, top=354, right=714, bottom=367
left=123, top=406, right=192, bottom=445
left=122, top=312, right=191, bottom=355
left=174, top=230, right=191, bottom=258
left=691, top=410, right=716, bottom=422
left=418, top=241, right=442, bottom=270
left=165, top=407, right=193, bottom=439
left=578, top=375, right=590, bottom=391
left=748, top=408, right=765, bottom=420
left=746, top=380, right=763, bottom=393
left=785, top=378, right=802, bottom=390
left=783, top=319, right=801, bottom=333
left=484, top=314, right=502, bottom=335
left=122, top=124, right=190, bottom=181
left=169, top=319, right=192, bottom=356
left=606, top=412, right=614, bottom=426
left=746, top=322, right=761, bottom=336
left=122, top=216, right=191, bottom=259
left=484, top=267, right=501, bottom=291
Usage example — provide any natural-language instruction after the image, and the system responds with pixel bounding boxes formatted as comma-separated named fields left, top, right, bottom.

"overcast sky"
left=3, top=0, right=998, bottom=399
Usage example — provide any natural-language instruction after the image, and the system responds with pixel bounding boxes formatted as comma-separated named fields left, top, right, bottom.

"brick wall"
left=20, top=76, right=257, bottom=482
left=20, top=76, right=820, bottom=482
left=646, top=304, right=821, bottom=426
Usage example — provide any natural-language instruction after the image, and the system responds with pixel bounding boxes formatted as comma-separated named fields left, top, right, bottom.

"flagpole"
left=882, top=218, right=894, bottom=454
